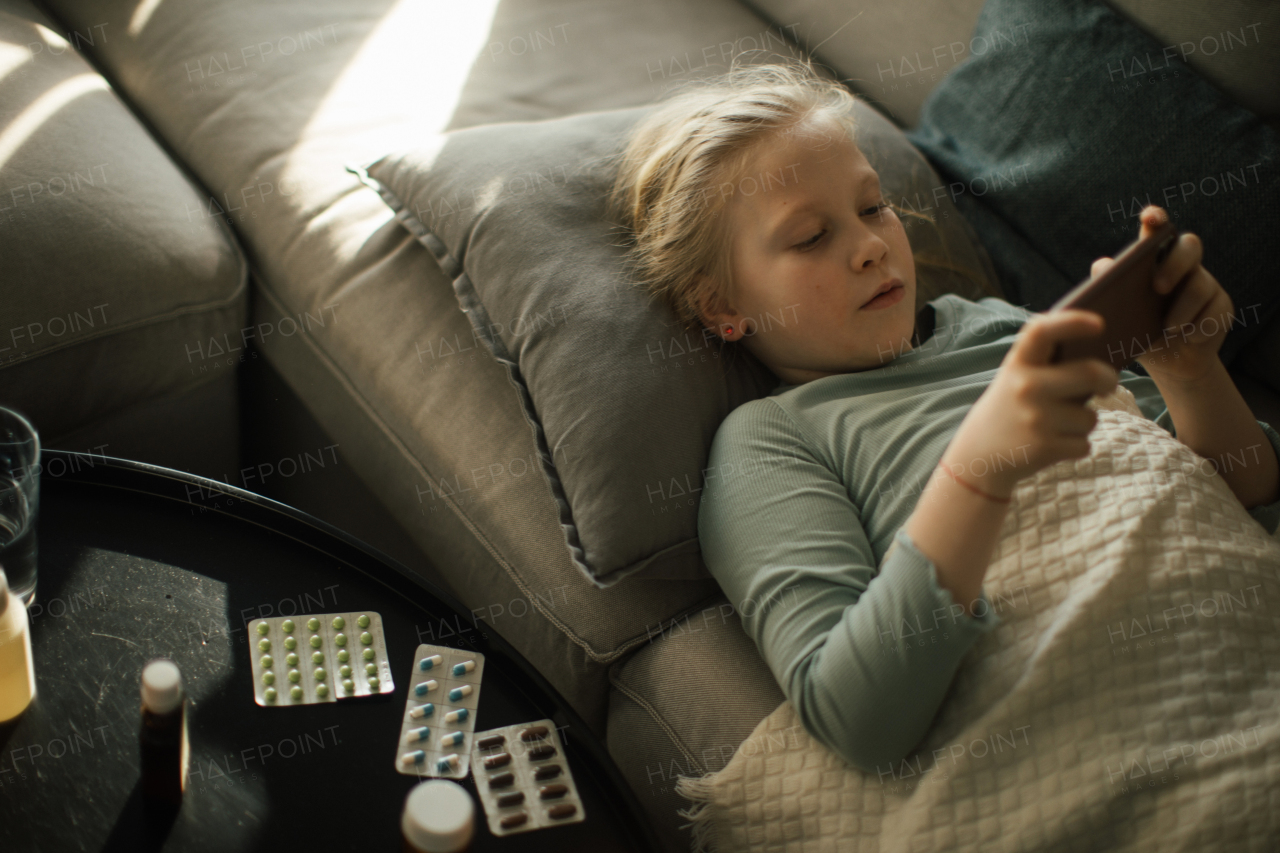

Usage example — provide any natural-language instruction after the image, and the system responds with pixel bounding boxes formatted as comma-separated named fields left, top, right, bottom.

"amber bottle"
left=139, top=659, right=189, bottom=807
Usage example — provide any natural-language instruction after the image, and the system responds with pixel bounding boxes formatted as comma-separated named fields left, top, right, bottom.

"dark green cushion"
left=906, top=0, right=1280, bottom=369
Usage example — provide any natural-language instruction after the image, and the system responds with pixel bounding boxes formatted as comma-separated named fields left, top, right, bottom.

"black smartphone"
left=1048, top=219, right=1180, bottom=369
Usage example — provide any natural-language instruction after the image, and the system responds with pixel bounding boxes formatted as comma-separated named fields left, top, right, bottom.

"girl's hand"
left=1090, top=205, right=1234, bottom=385
left=939, top=311, right=1119, bottom=498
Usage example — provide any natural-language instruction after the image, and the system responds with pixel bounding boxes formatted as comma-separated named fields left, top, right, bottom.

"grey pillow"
left=351, top=100, right=1000, bottom=589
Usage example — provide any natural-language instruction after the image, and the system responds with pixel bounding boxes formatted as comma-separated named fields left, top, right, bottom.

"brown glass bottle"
left=139, top=659, right=189, bottom=807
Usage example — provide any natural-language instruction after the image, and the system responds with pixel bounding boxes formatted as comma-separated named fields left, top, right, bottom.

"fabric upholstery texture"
left=48, top=370, right=240, bottom=477
left=0, top=0, right=246, bottom=448
left=608, top=592, right=787, bottom=853
left=736, top=0, right=988, bottom=128
left=1105, top=0, right=1280, bottom=120
left=353, top=96, right=999, bottom=590
left=905, top=0, right=1280, bottom=370
left=737, top=0, right=1278, bottom=130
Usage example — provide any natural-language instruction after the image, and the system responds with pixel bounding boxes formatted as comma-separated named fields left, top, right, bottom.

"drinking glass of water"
left=0, top=407, right=39, bottom=607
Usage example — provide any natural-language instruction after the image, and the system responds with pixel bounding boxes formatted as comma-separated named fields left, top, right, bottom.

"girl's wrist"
left=916, top=458, right=1016, bottom=528
left=937, top=446, right=1018, bottom=502
left=936, top=460, right=1012, bottom=504
left=1142, top=352, right=1225, bottom=392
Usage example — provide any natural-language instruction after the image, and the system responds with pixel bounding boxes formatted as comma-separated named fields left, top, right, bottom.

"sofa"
left=2, top=0, right=1277, bottom=850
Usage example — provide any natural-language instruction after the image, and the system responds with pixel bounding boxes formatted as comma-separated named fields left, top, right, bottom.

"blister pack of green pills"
left=394, top=643, right=485, bottom=779
left=247, top=612, right=393, bottom=706
left=470, top=719, right=585, bottom=835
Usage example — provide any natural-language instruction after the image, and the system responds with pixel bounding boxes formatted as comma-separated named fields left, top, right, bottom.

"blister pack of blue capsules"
left=394, top=643, right=485, bottom=779
left=247, top=612, right=393, bottom=706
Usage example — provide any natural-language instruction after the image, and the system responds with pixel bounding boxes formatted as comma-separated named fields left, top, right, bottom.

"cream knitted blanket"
left=676, top=388, right=1280, bottom=852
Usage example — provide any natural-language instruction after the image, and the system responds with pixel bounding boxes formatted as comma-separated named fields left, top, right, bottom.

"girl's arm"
left=1149, top=359, right=1280, bottom=510
left=698, top=401, right=1003, bottom=775
left=907, top=311, right=1124, bottom=614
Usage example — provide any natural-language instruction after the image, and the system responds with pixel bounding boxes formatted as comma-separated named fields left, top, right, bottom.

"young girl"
left=607, top=61, right=1280, bottom=775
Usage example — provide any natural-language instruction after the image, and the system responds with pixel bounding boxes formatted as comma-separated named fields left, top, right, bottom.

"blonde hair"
left=606, top=59, right=860, bottom=339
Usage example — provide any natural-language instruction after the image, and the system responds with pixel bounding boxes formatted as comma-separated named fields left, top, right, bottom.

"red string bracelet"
left=937, top=461, right=1012, bottom=504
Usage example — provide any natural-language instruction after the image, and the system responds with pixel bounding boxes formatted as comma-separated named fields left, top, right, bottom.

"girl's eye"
left=794, top=202, right=889, bottom=250
left=796, top=230, right=826, bottom=250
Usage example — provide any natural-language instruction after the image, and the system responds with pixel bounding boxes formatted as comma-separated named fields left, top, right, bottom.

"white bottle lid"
left=401, top=779, right=474, bottom=852
left=141, top=659, right=183, bottom=715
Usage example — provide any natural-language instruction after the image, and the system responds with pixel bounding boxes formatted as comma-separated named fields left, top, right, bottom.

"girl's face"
left=698, top=114, right=918, bottom=386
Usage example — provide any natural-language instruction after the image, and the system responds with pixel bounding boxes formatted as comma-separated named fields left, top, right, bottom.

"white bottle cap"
left=141, top=659, right=183, bottom=715
left=401, top=779, right=474, bottom=852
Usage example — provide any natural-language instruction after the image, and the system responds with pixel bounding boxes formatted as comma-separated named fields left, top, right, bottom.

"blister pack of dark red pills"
left=469, top=719, right=586, bottom=835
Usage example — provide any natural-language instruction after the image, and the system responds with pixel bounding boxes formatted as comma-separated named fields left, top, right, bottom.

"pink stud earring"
left=723, top=325, right=734, bottom=338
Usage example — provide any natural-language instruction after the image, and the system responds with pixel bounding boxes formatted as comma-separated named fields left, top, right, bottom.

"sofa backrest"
left=740, top=0, right=1278, bottom=127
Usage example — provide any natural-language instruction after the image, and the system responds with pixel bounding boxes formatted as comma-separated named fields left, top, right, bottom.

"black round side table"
left=0, top=450, right=661, bottom=853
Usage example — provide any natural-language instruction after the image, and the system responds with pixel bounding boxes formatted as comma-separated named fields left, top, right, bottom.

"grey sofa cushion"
left=354, top=96, right=1001, bottom=590
left=608, top=592, right=786, bottom=853
left=0, top=0, right=246, bottom=444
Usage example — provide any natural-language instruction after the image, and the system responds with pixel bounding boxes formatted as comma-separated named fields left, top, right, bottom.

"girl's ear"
left=695, top=274, right=736, bottom=334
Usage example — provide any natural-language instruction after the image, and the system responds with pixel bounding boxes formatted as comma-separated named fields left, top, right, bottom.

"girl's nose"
left=851, top=230, right=889, bottom=271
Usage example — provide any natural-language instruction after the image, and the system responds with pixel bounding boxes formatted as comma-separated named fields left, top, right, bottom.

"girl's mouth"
left=861, top=281, right=904, bottom=310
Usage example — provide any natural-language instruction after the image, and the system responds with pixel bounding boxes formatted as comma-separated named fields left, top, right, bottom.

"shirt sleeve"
left=1119, top=370, right=1280, bottom=535
left=697, top=399, right=1001, bottom=776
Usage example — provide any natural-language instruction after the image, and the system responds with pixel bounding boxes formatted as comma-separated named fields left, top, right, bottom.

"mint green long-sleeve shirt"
left=697, top=294, right=1280, bottom=775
